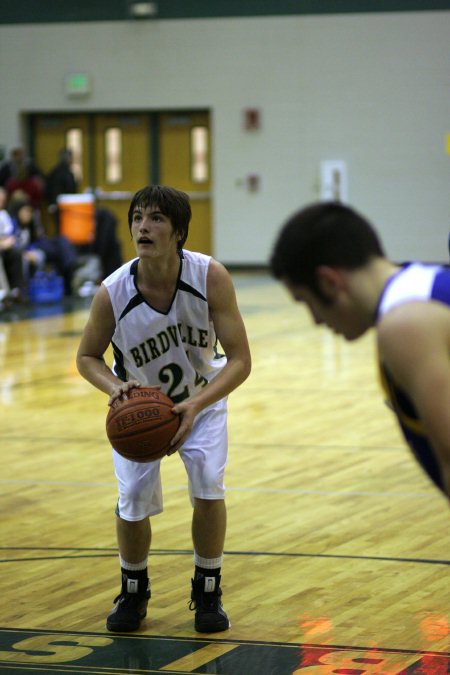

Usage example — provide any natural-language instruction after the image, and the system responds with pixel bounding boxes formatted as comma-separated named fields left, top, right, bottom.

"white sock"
left=119, top=555, right=148, bottom=572
left=193, top=552, right=224, bottom=570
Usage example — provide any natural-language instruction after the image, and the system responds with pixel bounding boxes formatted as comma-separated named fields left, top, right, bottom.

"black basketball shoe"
left=106, top=574, right=151, bottom=632
left=190, top=575, right=230, bottom=633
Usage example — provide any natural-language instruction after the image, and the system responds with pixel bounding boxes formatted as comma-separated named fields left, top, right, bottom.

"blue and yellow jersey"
left=376, top=263, right=450, bottom=493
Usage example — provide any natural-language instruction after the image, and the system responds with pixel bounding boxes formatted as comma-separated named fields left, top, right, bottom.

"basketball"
left=106, top=387, right=180, bottom=462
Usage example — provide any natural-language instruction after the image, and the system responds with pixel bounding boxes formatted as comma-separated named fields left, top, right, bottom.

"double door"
left=31, top=111, right=212, bottom=260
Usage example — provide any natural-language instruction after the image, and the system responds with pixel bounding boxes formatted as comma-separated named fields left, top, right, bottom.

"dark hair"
left=59, top=148, right=73, bottom=162
left=270, top=202, right=385, bottom=300
left=128, top=185, right=191, bottom=250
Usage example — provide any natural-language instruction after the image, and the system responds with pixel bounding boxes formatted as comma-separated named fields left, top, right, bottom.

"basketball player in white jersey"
left=270, top=201, right=450, bottom=501
left=77, top=185, right=251, bottom=633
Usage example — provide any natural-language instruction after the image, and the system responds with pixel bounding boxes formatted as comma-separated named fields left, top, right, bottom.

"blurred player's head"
left=270, top=201, right=384, bottom=303
left=128, top=185, right=191, bottom=250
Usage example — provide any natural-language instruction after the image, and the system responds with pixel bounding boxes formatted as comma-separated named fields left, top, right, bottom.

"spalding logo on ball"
left=106, top=387, right=181, bottom=462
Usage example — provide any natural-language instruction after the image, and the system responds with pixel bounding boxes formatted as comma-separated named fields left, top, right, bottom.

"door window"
left=190, top=125, right=209, bottom=183
left=104, top=127, right=123, bottom=183
left=65, top=128, right=83, bottom=181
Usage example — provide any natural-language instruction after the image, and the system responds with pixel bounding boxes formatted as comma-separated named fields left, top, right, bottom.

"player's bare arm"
left=76, top=285, right=141, bottom=404
left=170, top=259, right=251, bottom=450
left=378, top=301, right=450, bottom=498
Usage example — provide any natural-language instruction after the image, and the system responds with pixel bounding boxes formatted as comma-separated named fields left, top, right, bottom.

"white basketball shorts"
left=113, top=397, right=228, bottom=521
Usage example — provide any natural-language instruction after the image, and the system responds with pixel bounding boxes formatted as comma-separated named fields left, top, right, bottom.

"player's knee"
left=118, top=475, right=157, bottom=517
left=122, top=474, right=148, bottom=502
left=191, top=465, right=225, bottom=497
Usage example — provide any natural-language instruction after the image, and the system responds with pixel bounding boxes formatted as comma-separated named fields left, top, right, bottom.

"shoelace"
left=189, top=588, right=222, bottom=612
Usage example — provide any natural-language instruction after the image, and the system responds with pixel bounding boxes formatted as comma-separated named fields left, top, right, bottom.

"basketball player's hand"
left=108, top=380, right=142, bottom=406
left=167, top=400, right=199, bottom=454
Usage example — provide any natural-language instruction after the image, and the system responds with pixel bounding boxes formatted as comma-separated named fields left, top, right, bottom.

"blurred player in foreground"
left=77, top=185, right=251, bottom=633
left=270, top=201, right=450, bottom=500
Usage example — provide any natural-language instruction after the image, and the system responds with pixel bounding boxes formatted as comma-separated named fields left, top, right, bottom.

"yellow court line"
left=160, top=642, right=239, bottom=671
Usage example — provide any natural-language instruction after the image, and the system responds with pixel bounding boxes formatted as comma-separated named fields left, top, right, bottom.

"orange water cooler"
left=57, top=193, right=95, bottom=245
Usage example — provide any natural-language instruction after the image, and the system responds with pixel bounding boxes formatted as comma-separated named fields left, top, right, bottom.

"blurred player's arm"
left=378, top=301, right=450, bottom=499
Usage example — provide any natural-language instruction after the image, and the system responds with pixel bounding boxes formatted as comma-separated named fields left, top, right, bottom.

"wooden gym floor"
left=0, top=271, right=449, bottom=674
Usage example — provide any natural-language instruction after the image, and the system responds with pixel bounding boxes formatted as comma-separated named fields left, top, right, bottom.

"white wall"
left=1, top=12, right=449, bottom=263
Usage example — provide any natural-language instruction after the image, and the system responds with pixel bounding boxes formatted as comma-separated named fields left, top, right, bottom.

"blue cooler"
left=28, top=272, right=64, bottom=303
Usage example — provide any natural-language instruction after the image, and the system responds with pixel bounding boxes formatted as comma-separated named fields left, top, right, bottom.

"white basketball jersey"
left=103, top=250, right=226, bottom=404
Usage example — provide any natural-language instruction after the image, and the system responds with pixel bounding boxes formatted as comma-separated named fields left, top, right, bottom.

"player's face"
left=130, top=205, right=179, bottom=257
left=283, top=278, right=367, bottom=341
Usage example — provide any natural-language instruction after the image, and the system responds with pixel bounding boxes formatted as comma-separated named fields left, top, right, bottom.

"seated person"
left=9, top=194, right=77, bottom=296
left=0, top=187, right=25, bottom=303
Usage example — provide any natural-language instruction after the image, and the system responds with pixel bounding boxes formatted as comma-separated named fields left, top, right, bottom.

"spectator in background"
left=9, top=195, right=77, bottom=296
left=94, top=207, right=123, bottom=279
left=0, top=187, right=25, bottom=303
left=45, top=149, right=78, bottom=208
left=71, top=207, right=124, bottom=297
left=45, top=149, right=79, bottom=233
left=0, top=147, right=44, bottom=209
